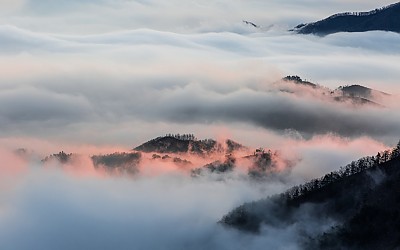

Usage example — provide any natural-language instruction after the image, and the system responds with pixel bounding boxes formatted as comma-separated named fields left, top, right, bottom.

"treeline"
left=326, top=2, right=400, bottom=20
left=284, top=140, right=400, bottom=200
left=283, top=75, right=303, bottom=82
left=42, top=151, right=72, bottom=164
left=164, top=133, right=197, bottom=141
left=282, top=75, right=317, bottom=88
left=91, top=152, right=142, bottom=175
left=91, top=152, right=141, bottom=167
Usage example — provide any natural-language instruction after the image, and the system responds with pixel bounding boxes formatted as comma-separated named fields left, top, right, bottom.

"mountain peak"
left=282, top=75, right=317, bottom=88
left=134, top=134, right=246, bottom=155
left=281, top=75, right=388, bottom=107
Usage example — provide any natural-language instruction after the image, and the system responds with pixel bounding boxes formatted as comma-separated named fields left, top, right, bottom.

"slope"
left=294, top=2, right=400, bottom=35
left=221, top=142, right=400, bottom=249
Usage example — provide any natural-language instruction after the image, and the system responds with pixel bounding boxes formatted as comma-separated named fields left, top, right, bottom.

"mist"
left=0, top=151, right=292, bottom=250
left=1, top=0, right=400, bottom=249
left=0, top=133, right=388, bottom=249
left=0, top=133, right=383, bottom=250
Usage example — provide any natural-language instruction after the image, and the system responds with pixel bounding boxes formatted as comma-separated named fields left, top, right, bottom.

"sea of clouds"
left=1, top=0, right=399, bottom=249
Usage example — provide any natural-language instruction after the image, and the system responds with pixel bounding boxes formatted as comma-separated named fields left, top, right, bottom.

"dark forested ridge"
left=190, top=147, right=286, bottom=179
left=41, top=151, right=142, bottom=175
left=134, top=134, right=245, bottom=155
left=40, top=135, right=291, bottom=179
left=221, top=140, right=400, bottom=249
left=42, top=151, right=73, bottom=164
left=134, top=134, right=197, bottom=153
left=91, top=152, right=142, bottom=175
left=293, top=2, right=400, bottom=35
left=338, top=84, right=389, bottom=99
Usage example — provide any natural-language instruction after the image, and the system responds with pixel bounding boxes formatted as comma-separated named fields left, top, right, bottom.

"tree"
left=375, top=152, right=382, bottom=165
left=391, top=140, right=400, bottom=159
left=382, top=150, right=391, bottom=162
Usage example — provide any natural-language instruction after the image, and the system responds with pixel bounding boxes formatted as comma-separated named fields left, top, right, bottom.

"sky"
left=0, top=1, right=400, bottom=249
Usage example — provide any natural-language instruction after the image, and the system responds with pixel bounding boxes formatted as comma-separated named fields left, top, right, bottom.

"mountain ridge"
left=220, top=140, right=400, bottom=249
left=133, top=134, right=246, bottom=155
left=281, top=75, right=389, bottom=107
left=293, top=2, right=400, bottom=35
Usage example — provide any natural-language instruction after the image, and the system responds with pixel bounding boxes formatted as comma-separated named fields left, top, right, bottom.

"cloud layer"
left=0, top=159, right=289, bottom=250
left=0, top=133, right=387, bottom=250
left=1, top=1, right=399, bottom=249
left=0, top=26, right=400, bottom=146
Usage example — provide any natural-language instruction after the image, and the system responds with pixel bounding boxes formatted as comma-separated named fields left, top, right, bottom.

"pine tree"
left=391, top=140, right=400, bottom=159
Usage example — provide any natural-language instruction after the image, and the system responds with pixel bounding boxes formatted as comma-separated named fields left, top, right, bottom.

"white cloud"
left=0, top=26, right=399, bottom=145
left=0, top=1, right=399, bottom=249
left=0, top=163, right=292, bottom=250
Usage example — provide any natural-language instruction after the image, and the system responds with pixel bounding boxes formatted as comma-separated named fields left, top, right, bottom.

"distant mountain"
left=281, top=75, right=388, bottom=106
left=293, top=2, right=400, bottom=35
left=39, top=136, right=292, bottom=179
left=191, top=154, right=237, bottom=176
left=338, top=84, right=390, bottom=100
left=333, top=95, right=382, bottom=107
left=41, top=151, right=142, bottom=175
left=282, top=75, right=317, bottom=88
left=243, top=20, right=259, bottom=28
left=134, top=135, right=195, bottom=154
left=92, top=152, right=141, bottom=175
left=226, top=139, right=247, bottom=153
left=333, top=84, right=389, bottom=107
left=220, top=141, right=400, bottom=249
left=151, top=153, right=193, bottom=167
left=134, top=134, right=246, bottom=155
left=41, top=146, right=287, bottom=179
left=42, top=151, right=73, bottom=164
left=136, top=135, right=287, bottom=178
left=191, top=148, right=286, bottom=179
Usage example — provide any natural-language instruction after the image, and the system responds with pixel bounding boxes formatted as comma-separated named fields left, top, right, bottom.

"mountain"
left=226, top=139, right=247, bottom=154
left=332, top=95, right=381, bottom=107
left=333, top=84, right=389, bottom=107
left=191, top=154, right=237, bottom=176
left=293, top=2, right=400, bottom=35
left=134, top=134, right=218, bottom=154
left=191, top=148, right=286, bottom=179
left=42, top=151, right=142, bottom=175
left=220, top=141, right=400, bottom=249
left=42, top=151, right=73, bottom=164
left=338, top=84, right=390, bottom=100
left=282, top=75, right=317, bottom=88
left=134, top=135, right=285, bottom=178
left=281, top=75, right=388, bottom=106
left=40, top=135, right=257, bottom=176
left=243, top=20, right=259, bottom=28
left=134, top=134, right=246, bottom=155
left=91, top=152, right=141, bottom=175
